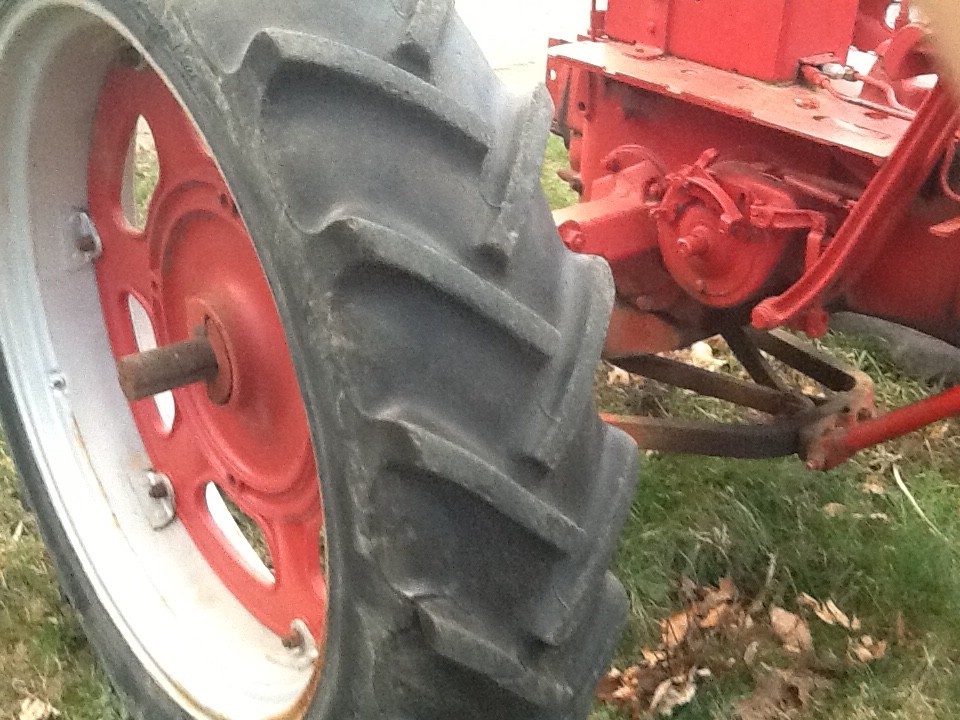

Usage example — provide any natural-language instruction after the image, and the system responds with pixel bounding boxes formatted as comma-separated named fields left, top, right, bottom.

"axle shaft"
left=117, top=332, right=219, bottom=402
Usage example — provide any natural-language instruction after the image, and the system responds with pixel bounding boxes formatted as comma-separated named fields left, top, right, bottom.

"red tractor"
left=0, top=0, right=956, bottom=719
left=547, top=0, right=960, bottom=472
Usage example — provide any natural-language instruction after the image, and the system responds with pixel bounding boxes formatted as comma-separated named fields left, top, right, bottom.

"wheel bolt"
left=147, top=483, right=169, bottom=500
left=282, top=619, right=320, bottom=667
left=117, top=329, right=219, bottom=402
left=676, top=225, right=712, bottom=257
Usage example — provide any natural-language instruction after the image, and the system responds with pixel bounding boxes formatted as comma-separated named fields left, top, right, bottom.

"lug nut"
left=676, top=225, right=712, bottom=258
left=148, top=483, right=169, bottom=500
left=282, top=619, right=320, bottom=668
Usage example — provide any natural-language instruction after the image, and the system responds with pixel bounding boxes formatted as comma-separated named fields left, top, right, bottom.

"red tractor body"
left=547, top=0, right=960, bottom=468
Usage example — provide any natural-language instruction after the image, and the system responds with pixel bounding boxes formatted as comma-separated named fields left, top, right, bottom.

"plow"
left=0, top=0, right=958, bottom=718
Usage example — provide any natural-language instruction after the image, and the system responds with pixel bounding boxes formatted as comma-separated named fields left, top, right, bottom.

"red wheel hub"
left=88, top=65, right=326, bottom=643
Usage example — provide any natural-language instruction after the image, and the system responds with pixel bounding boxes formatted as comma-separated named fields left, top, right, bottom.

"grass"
left=1, top=135, right=959, bottom=720
left=0, top=445, right=126, bottom=720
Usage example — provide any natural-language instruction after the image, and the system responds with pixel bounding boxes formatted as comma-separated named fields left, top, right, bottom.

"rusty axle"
left=117, top=332, right=219, bottom=402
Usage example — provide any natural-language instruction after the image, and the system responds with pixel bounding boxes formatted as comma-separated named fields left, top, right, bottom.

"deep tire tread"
left=324, top=215, right=562, bottom=358
left=478, top=85, right=555, bottom=260
left=241, top=28, right=493, bottom=154
left=379, top=416, right=587, bottom=554
left=391, top=0, right=455, bottom=79
left=416, top=597, right=575, bottom=708
left=523, top=255, right=617, bottom=470
left=529, top=425, right=640, bottom=645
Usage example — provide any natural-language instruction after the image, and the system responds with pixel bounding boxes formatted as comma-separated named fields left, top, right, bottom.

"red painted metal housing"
left=548, top=1, right=960, bottom=460
left=603, top=0, right=859, bottom=81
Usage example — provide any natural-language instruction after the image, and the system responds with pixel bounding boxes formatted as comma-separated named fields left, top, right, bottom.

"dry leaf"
left=861, top=477, right=886, bottom=495
left=797, top=593, right=820, bottom=613
left=715, top=576, right=738, bottom=603
left=850, top=635, right=888, bottom=663
left=11, top=520, right=24, bottom=543
left=689, top=341, right=725, bottom=371
left=822, top=503, right=847, bottom=517
left=607, top=366, right=632, bottom=386
left=798, top=594, right=852, bottom=629
left=896, top=612, right=907, bottom=644
left=852, top=512, right=891, bottom=522
left=642, top=646, right=666, bottom=667
left=770, top=606, right=813, bottom=653
left=743, top=640, right=760, bottom=666
left=18, top=698, right=60, bottom=720
left=699, top=606, right=726, bottom=630
left=649, top=668, right=703, bottom=717
left=735, top=669, right=831, bottom=720
left=595, top=668, right=623, bottom=703
left=825, top=600, right=851, bottom=629
left=597, top=663, right=678, bottom=715
left=661, top=610, right=691, bottom=650
left=851, top=616, right=862, bottom=631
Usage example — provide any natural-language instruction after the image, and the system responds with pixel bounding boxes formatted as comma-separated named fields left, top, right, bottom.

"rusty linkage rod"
left=601, top=329, right=877, bottom=466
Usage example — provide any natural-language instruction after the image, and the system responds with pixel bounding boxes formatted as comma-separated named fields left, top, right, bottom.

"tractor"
left=0, top=0, right=957, bottom=718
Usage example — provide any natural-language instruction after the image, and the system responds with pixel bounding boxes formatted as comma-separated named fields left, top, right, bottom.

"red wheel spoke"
left=94, top=231, right=154, bottom=308
left=264, top=516, right=327, bottom=639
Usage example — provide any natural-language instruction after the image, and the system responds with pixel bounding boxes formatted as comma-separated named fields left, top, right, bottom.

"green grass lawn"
left=1, top=136, right=959, bottom=720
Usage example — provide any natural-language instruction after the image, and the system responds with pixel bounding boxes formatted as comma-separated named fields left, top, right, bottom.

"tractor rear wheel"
left=0, top=2, right=638, bottom=718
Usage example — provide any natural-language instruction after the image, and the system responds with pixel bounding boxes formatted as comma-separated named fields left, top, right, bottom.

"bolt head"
left=676, top=225, right=712, bottom=258
left=68, top=211, right=102, bottom=260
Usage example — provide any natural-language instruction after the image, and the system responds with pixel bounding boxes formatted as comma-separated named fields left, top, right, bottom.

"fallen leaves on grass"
left=660, top=610, right=692, bottom=650
left=596, top=577, right=892, bottom=717
left=649, top=668, right=711, bottom=717
left=821, top=503, right=890, bottom=522
left=861, top=476, right=886, bottom=495
left=689, top=341, right=726, bottom=371
left=607, top=366, right=633, bottom=386
left=849, top=635, right=888, bottom=663
left=735, top=669, right=832, bottom=720
left=770, top=607, right=813, bottom=654
left=659, top=576, right=742, bottom=650
left=822, top=502, right=847, bottom=517
left=598, top=578, right=746, bottom=716
left=597, top=666, right=710, bottom=718
left=797, top=593, right=859, bottom=630
left=18, top=698, right=60, bottom=720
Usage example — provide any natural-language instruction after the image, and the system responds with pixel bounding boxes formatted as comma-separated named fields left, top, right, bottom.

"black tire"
left=0, top=2, right=638, bottom=718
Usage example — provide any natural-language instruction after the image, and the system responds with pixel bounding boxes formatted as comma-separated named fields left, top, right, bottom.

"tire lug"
left=68, top=211, right=102, bottom=261
left=145, top=471, right=176, bottom=530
